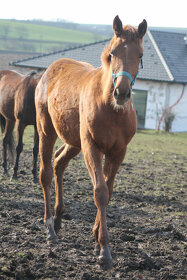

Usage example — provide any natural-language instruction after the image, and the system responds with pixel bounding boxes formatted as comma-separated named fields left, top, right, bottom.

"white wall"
left=134, top=80, right=187, bottom=132
left=168, top=84, right=187, bottom=132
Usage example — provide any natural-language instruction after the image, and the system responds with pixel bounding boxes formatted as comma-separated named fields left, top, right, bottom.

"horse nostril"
left=127, top=89, right=131, bottom=99
left=114, top=88, right=119, bottom=99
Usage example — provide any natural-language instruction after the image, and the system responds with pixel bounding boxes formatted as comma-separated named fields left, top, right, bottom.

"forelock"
left=122, top=25, right=139, bottom=41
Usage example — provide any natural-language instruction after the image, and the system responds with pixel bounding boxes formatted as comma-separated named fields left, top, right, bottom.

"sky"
left=0, top=0, right=187, bottom=28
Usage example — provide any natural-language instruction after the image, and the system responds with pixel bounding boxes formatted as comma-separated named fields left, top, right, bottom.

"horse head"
left=108, top=15, right=147, bottom=108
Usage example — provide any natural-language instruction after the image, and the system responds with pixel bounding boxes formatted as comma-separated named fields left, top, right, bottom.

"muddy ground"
left=0, top=131, right=187, bottom=279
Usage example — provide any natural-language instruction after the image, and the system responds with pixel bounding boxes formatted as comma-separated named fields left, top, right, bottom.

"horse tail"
left=0, top=113, right=15, bottom=163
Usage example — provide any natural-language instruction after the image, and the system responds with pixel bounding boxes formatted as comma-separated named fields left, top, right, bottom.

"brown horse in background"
left=35, top=16, right=147, bottom=268
left=0, top=70, right=43, bottom=182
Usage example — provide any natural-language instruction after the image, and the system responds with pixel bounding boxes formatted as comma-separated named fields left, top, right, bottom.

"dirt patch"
left=0, top=131, right=187, bottom=279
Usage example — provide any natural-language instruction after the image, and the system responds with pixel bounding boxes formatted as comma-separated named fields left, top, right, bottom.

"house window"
left=132, top=90, right=148, bottom=129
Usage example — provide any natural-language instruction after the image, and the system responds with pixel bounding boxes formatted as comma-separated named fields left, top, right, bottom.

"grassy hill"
left=0, top=19, right=108, bottom=53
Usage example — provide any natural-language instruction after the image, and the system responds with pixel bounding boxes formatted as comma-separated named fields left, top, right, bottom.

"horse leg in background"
left=38, top=122, right=58, bottom=245
left=12, top=121, right=25, bottom=180
left=82, top=139, right=112, bottom=269
left=32, top=125, right=39, bottom=183
left=2, top=119, right=15, bottom=175
left=53, top=144, right=81, bottom=232
left=93, top=150, right=126, bottom=257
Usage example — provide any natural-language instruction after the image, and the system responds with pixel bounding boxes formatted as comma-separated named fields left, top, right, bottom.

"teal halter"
left=111, top=59, right=143, bottom=88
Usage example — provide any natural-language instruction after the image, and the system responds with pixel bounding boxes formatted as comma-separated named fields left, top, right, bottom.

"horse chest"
left=86, top=107, right=136, bottom=153
left=88, top=120, right=127, bottom=153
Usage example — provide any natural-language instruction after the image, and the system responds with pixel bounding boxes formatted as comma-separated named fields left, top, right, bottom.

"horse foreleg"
left=53, top=144, right=80, bottom=232
left=32, top=126, right=39, bottom=183
left=12, top=121, right=25, bottom=180
left=82, top=140, right=112, bottom=268
left=93, top=150, right=126, bottom=259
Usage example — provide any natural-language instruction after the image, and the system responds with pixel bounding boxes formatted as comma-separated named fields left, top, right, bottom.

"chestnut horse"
left=35, top=16, right=147, bottom=268
left=0, top=70, right=43, bottom=182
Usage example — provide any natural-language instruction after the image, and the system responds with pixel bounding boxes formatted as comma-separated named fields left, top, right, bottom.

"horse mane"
left=101, top=24, right=139, bottom=69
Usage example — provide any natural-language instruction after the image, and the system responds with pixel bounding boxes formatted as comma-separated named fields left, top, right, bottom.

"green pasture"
left=0, top=20, right=107, bottom=52
left=126, top=130, right=187, bottom=162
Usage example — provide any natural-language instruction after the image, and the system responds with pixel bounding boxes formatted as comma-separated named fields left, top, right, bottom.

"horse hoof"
left=98, top=245, right=112, bottom=270
left=47, top=234, right=58, bottom=247
left=45, top=216, right=58, bottom=246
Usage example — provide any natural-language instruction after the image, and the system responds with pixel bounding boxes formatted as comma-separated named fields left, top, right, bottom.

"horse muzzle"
left=113, top=87, right=131, bottom=105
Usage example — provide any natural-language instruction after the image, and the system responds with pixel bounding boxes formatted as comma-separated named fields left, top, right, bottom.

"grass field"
left=0, top=19, right=108, bottom=52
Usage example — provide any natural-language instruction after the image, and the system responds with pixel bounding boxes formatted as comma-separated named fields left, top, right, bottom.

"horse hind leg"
left=53, top=144, right=80, bottom=232
left=39, top=129, right=58, bottom=245
left=32, top=125, right=39, bottom=183
left=12, top=121, right=25, bottom=180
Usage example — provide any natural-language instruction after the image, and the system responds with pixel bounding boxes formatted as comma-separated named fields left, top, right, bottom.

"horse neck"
left=100, top=64, right=114, bottom=104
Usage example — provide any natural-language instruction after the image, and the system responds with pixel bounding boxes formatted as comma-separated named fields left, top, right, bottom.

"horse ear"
left=138, top=19, right=147, bottom=38
left=113, top=15, right=123, bottom=37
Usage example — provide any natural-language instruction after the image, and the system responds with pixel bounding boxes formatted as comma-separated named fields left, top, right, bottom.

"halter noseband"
left=110, top=58, right=143, bottom=88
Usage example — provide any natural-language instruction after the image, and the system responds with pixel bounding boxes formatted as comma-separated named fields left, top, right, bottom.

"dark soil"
left=0, top=132, right=187, bottom=279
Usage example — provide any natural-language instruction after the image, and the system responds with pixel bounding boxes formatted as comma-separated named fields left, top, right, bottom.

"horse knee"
left=40, top=165, right=53, bottom=187
left=94, top=184, right=109, bottom=208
